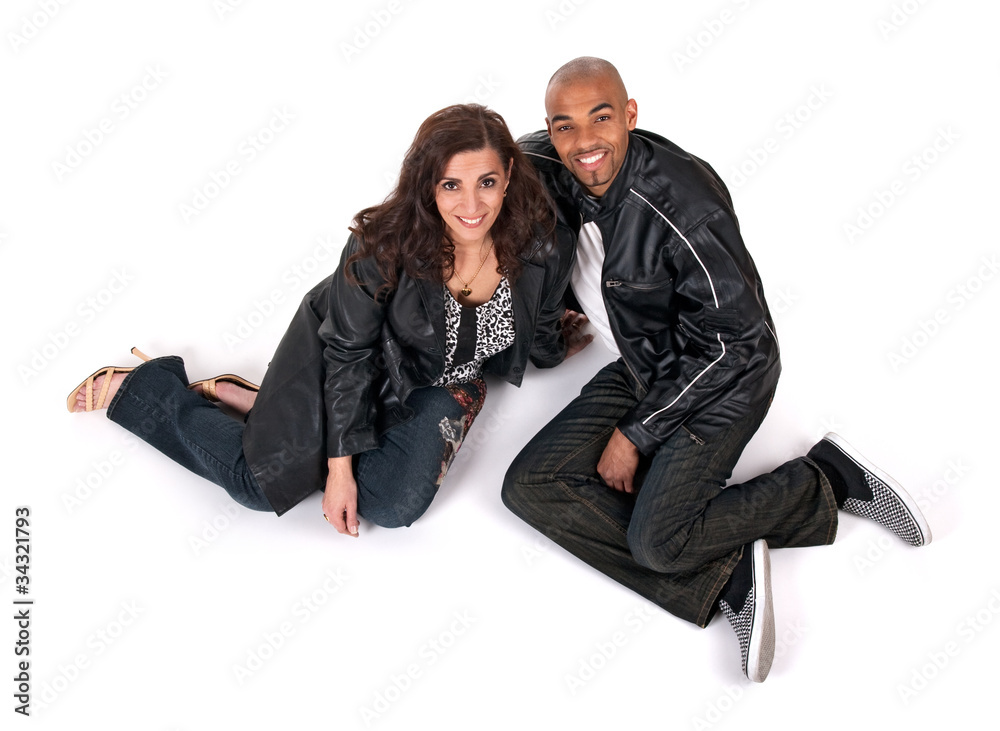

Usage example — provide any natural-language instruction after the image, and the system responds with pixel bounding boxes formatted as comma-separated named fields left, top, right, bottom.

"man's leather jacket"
left=520, top=129, right=781, bottom=455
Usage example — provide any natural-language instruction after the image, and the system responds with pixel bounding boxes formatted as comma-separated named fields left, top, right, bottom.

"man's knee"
left=500, top=464, right=528, bottom=516
left=627, top=519, right=695, bottom=573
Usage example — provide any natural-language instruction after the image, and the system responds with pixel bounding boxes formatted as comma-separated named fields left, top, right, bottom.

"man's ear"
left=626, top=99, right=638, bottom=131
left=545, top=117, right=553, bottom=137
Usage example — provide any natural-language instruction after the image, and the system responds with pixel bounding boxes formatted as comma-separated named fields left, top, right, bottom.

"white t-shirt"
left=570, top=220, right=620, bottom=356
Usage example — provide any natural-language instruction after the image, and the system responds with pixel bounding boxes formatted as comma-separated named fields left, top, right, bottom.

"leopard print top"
left=433, top=277, right=515, bottom=386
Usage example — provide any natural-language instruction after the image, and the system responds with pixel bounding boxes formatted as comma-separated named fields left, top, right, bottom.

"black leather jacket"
left=520, top=129, right=781, bottom=455
left=243, top=232, right=572, bottom=515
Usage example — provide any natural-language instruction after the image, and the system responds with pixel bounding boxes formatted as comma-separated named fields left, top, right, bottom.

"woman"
left=67, top=104, right=590, bottom=537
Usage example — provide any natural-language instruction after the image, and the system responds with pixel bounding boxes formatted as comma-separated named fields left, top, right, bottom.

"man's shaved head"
left=545, top=57, right=629, bottom=109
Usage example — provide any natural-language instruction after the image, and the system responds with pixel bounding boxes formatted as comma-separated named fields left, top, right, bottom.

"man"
left=502, top=57, right=931, bottom=682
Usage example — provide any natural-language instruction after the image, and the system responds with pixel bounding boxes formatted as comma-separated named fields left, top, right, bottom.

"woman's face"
left=435, top=148, right=510, bottom=248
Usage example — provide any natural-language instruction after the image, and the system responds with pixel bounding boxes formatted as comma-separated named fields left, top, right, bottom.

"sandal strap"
left=94, top=366, right=115, bottom=410
left=85, top=374, right=95, bottom=412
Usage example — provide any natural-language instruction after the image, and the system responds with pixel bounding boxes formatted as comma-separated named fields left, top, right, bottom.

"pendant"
left=460, top=287, right=472, bottom=297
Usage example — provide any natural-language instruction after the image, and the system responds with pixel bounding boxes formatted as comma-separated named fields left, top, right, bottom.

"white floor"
left=4, top=2, right=998, bottom=729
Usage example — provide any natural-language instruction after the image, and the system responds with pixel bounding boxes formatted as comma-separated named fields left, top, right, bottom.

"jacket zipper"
left=605, top=279, right=670, bottom=291
left=681, top=424, right=706, bottom=446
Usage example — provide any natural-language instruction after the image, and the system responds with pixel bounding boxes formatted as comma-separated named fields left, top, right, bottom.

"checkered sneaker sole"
left=719, top=541, right=774, bottom=682
left=825, top=434, right=932, bottom=546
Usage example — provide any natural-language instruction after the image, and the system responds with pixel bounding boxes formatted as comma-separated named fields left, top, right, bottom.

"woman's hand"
left=561, top=309, right=594, bottom=358
left=322, top=457, right=359, bottom=537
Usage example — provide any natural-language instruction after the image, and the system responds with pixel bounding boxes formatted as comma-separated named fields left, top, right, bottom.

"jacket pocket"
left=605, top=277, right=673, bottom=290
left=681, top=423, right=706, bottom=446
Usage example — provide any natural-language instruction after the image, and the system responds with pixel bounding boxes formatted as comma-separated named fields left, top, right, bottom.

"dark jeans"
left=502, top=360, right=838, bottom=627
left=107, top=356, right=483, bottom=525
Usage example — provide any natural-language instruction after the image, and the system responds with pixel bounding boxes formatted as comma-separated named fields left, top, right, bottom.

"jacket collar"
left=562, top=130, right=644, bottom=222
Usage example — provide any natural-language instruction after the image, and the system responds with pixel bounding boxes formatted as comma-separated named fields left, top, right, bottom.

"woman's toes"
left=214, top=381, right=257, bottom=413
left=73, top=373, right=126, bottom=412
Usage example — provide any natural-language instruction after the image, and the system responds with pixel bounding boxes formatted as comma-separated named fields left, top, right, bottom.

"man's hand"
left=597, top=428, right=640, bottom=493
left=561, top=309, right=594, bottom=358
left=322, top=456, right=359, bottom=537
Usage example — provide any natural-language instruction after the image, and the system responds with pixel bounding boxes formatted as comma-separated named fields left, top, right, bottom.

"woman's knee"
left=229, top=490, right=273, bottom=513
left=358, top=487, right=434, bottom=528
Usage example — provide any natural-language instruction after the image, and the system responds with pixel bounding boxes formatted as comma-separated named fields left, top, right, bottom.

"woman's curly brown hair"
left=348, top=104, right=555, bottom=299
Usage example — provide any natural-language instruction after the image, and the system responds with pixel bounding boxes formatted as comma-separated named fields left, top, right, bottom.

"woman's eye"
left=442, top=181, right=457, bottom=191
left=481, top=179, right=495, bottom=188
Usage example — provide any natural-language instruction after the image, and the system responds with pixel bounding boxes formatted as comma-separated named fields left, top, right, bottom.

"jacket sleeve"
left=616, top=209, right=770, bottom=454
left=317, top=237, right=387, bottom=458
left=528, top=231, right=575, bottom=369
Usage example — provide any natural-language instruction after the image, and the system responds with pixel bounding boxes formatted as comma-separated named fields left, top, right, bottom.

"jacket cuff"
left=617, top=414, right=666, bottom=456
left=326, top=430, right=378, bottom=459
left=529, top=336, right=567, bottom=369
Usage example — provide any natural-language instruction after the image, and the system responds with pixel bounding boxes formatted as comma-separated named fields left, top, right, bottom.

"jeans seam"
left=548, top=425, right=630, bottom=534
left=553, top=478, right=629, bottom=536
left=804, top=456, right=840, bottom=545
left=554, top=425, right=615, bottom=474
left=695, top=549, right=742, bottom=629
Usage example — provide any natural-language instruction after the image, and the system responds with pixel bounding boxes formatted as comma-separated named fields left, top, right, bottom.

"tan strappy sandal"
left=188, top=374, right=260, bottom=402
left=66, top=347, right=151, bottom=413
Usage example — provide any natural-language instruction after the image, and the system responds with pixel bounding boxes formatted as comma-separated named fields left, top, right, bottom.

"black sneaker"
left=719, top=539, right=774, bottom=683
left=808, top=433, right=932, bottom=546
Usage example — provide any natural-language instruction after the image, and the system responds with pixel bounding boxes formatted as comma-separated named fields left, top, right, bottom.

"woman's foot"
left=66, top=348, right=151, bottom=413
left=190, top=379, right=258, bottom=415
left=69, top=372, right=128, bottom=413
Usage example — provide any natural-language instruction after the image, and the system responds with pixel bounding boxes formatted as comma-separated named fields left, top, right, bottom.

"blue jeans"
left=107, top=356, right=483, bottom=525
left=502, top=360, right=838, bottom=627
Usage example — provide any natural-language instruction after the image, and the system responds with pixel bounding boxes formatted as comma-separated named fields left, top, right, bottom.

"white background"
left=3, top=0, right=998, bottom=728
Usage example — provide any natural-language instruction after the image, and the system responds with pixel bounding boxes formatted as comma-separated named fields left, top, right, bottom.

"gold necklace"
left=454, top=241, right=494, bottom=297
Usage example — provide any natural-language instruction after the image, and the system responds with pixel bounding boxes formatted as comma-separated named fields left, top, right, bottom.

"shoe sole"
left=823, top=433, right=932, bottom=546
left=746, top=539, right=774, bottom=683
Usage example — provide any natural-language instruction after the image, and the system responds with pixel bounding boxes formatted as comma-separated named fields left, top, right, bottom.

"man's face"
left=545, top=74, right=637, bottom=198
